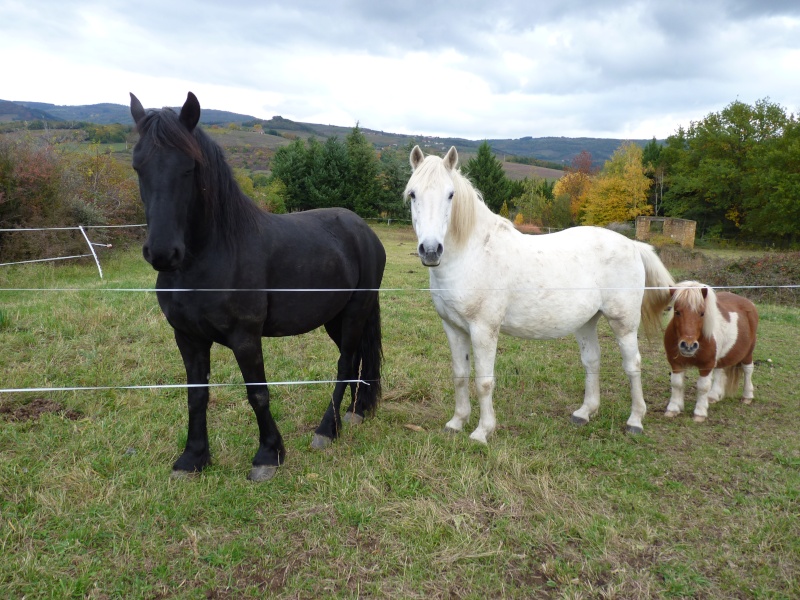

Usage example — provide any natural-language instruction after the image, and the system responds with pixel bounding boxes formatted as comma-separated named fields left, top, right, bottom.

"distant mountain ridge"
left=0, top=99, right=651, bottom=166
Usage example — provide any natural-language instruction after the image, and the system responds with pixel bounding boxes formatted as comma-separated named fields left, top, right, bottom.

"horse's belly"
left=500, top=299, right=599, bottom=340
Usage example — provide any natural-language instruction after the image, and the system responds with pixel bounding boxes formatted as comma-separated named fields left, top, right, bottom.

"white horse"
left=405, top=145, right=674, bottom=442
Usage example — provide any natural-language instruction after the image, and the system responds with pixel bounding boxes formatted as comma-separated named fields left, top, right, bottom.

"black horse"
left=130, top=92, right=385, bottom=481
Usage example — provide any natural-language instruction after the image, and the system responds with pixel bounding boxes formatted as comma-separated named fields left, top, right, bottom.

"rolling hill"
left=0, top=98, right=651, bottom=166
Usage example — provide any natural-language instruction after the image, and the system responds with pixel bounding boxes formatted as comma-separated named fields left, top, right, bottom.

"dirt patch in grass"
left=0, top=398, right=83, bottom=422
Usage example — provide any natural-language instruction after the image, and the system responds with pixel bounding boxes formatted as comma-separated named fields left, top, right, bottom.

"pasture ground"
left=0, top=225, right=798, bottom=599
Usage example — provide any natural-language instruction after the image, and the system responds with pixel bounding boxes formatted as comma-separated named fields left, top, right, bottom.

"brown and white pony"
left=664, top=281, right=759, bottom=422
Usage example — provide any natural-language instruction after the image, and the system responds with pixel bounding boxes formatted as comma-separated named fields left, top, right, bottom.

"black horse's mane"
left=136, top=107, right=264, bottom=244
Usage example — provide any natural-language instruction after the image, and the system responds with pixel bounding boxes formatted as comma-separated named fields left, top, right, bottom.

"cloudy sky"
left=2, top=0, right=799, bottom=140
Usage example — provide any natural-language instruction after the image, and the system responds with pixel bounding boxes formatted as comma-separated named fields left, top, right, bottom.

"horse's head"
left=131, top=92, right=202, bottom=272
left=669, top=283, right=709, bottom=358
left=405, top=145, right=460, bottom=267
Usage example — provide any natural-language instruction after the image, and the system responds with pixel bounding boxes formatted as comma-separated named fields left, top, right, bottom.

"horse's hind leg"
left=311, top=352, right=355, bottom=449
left=313, top=312, right=363, bottom=449
left=607, top=318, right=646, bottom=434
left=571, top=315, right=602, bottom=427
left=231, top=337, right=286, bottom=481
left=742, top=363, right=754, bottom=404
left=708, top=367, right=726, bottom=403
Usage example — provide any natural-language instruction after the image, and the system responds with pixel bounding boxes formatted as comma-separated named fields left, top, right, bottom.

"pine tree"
left=463, top=141, right=509, bottom=213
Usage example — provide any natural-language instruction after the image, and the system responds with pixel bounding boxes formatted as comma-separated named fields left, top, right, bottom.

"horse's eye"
left=700, top=312, right=704, bottom=317
left=674, top=311, right=681, bottom=317
left=409, top=191, right=416, bottom=200
left=448, top=191, right=454, bottom=200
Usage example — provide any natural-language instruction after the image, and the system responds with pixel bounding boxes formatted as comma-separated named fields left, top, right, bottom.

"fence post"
left=78, top=225, right=104, bottom=279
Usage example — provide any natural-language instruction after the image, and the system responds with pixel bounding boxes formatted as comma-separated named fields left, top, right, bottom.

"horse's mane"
left=135, top=107, right=263, bottom=243
left=670, top=280, right=721, bottom=339
left=404, top=155, right=481, bottom=246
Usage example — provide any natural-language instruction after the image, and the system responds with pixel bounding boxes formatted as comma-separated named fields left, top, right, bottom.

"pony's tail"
left=353, top=298, right=383, bottom=415
left=724, top=365, right=742, bottom=398
left=635, top=241, right=675, bottom=339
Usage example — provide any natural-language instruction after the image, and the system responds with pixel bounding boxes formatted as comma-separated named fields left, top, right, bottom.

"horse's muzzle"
left=418, top=241, right=443, bottom=267
left=678, top=340, right=700, bottom=357
left=143, top=243, right=184, bottom=272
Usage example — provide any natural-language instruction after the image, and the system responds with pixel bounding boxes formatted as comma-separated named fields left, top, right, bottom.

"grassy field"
left=0, top=225, right=797, bottom=599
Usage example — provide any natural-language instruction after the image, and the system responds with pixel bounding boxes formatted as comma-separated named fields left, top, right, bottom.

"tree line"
left=261, top=125, right=411, bottom=219
left=465, top=98, right=800, bottom=244
left=3, top=96, right=796, bottom=263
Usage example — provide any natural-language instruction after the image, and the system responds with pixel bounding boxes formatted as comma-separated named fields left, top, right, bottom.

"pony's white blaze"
left=406, top=145, right=675, bottom=442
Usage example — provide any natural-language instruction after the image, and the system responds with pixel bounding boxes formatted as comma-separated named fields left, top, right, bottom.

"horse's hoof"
left=310, top=434, right=333, bottom=450
left=708, top=396, right=720, bottom=404
left=343, top=412, right=364, bottom=425
left=248, top=465, right=278, bottom=482
left=170, top=469, right=199, bottom=480
left=692, top=415, right=707, bottom=423
left=626, top=425, right=643, bottom=435
left=742, top=398, right=753, bottom=405
left=664, top=410, right=679, bottom=418
left=469, top=432, right=489, bottom=445
left=443, top=425, right=460, bottom=434
left=570, top=415, right=588, bottom=426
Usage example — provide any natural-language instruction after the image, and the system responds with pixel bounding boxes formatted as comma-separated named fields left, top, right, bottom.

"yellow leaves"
left=725, top=206, right=741, bottom=227
left=579, top=142, right=653, bottom=226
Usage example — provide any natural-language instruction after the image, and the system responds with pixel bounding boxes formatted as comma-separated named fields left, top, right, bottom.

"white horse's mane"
left=670, top=280, right=721, bottom=339
left=404, top=154, right=484, bottom=246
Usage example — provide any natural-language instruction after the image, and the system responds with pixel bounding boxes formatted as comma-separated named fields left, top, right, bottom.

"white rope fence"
left=0, top=224, right=796, bottom=396
left=0, top=224, right=145, bottom=277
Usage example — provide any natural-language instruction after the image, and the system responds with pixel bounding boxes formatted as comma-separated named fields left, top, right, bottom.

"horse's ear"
left=179, top=92, right=201, bottom=132
left=669, top=287, right=677, bottom=298
left=410, top=145, right=425, bottom=170
left=443, top=146, right=458, bottom=170
left=701, top=287, right=708, bottom=299
left=130, top=93, right=146, bottom=125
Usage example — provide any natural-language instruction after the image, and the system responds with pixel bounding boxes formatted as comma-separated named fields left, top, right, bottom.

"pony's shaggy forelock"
left=405, top=155, right=482, bottom=247
left=670, top=280, right=721, bottom=339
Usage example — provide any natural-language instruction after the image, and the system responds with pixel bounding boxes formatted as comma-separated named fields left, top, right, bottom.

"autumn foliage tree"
left=0, top=135, right=142, bottom=261
left=580, top=142, right=653, bottom=226
left=553, top=150, right=594, bottom=222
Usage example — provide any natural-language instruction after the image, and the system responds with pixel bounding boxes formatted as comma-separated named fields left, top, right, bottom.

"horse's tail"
left=635, top=241, right=675, bottom=339
left=354, top=297, right=383, bottom=414
left=724, top=364, right=742, bottom=398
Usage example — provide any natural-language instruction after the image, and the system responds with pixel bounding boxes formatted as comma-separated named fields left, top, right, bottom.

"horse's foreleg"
left=707, top=367, right=726, bottom=403
left=442, top=320, right=472, bottom=434
left=742, top=363, right=755, bottom=404
left=231, top=338, right=285, bottom=481
left=693, top=371, right=713, bottom=422
left=468, top=324, right=499, bottom=444
left=172, top=331, right=213, bottom=477
left=571, top=317, right=602, bottom=427
left=665, top=371, right=686, bottom=417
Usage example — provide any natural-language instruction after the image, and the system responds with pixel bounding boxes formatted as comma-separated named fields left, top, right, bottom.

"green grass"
left=1, top=225, right=798, bottom=598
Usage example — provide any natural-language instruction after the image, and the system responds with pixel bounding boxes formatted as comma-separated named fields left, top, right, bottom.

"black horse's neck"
left=191, top=127, right=265, bottom=249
